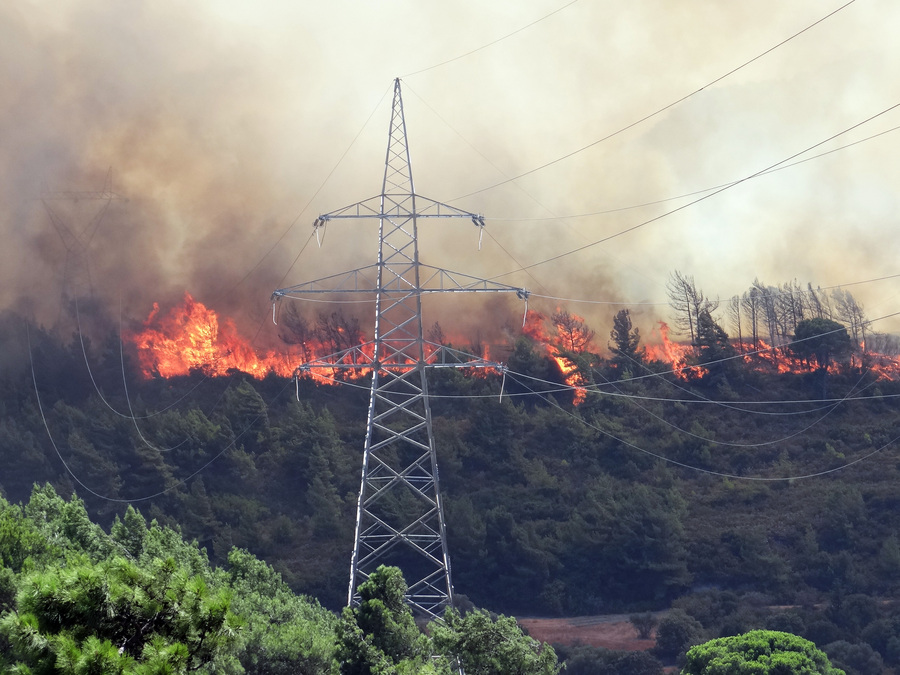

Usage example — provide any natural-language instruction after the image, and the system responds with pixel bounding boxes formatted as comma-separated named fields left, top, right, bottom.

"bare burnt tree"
left=741, top=288, right=761, bottom=351
left=807, top=283, right=834, bottom=320
left=751, top=279, right=780, bottom=350
left=832, top=288, right=868, bottom=352
left=868, top=331, right=900, bottom=357
left=667, top=271, right=698, bottom=345
left=316, top=310, right=362, bottom=355
left=666, top=271, right=717, bottom=347
left=552, top=309, right=595, bottom=353
left=727, top=295, right=743, bottom=354
left=775, top=280, right=806, bottom=336
left=772, top=279, right=810, bottom=357
left=426, top=321, right=446, bottom=345
left=277, top=303, right=315, bottom=362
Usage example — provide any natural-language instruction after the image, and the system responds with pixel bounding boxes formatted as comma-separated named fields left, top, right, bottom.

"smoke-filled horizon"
left=3, top=0, right=900, bottom=348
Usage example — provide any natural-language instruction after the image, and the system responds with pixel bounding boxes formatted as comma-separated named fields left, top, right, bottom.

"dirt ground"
left=518, top=614, right=656, bottom=651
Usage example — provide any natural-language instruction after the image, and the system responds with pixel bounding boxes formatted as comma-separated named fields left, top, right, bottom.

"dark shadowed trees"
left=432, top=608, right=560, bottom=675
left=653, top=609, right=703, bottom=662
left=791, top=318, right=852, bottom=371
left=609, top=308, right=643, bottom=372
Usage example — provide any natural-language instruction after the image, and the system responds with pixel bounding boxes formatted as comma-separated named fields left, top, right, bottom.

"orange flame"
left=129, top=293, right=299, bottom=379
left=129, top=293, right=498, bottom=383
left=644, top=322, right=708, bottom=380
left=522, top=311, right=589, bottom=404
left=130, top=295, right=900, bottom=400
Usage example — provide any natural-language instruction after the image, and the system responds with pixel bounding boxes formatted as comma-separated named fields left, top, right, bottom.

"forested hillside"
left=3, top=298, right=900, bottom=671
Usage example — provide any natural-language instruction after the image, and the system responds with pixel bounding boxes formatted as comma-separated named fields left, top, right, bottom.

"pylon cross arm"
left=315, top=194, right=484, bottom=221
left=288, top=340, right=506, bottom=375
left=272, top=264, right=527, bottom=296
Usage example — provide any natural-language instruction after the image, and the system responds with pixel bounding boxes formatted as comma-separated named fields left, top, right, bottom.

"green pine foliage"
left=682, top=630, right=845, bottom=674
left=0, top=487, right=561, bottom=674
left=0, top=485, right=337, bottom=673
left=432, top=608, right=560, bottom=675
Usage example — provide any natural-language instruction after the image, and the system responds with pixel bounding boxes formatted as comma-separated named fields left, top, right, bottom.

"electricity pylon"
left=273, top=78, right=527, bottom=618
left=40, top=168, right=122, bottom=301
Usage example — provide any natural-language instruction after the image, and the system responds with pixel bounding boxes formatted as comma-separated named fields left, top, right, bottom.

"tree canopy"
left=0, top=490, right=561, bottom=674
left=681, top=630, right=845, bottom=675
left=791, top=318, right=852, bottom=371
left=609, top=308, right=643, bottom=372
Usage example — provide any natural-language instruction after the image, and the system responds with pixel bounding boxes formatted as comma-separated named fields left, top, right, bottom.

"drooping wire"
left=28, top=320, right=295, bottom=503
left=289, top=364, right=900, bottom=477
left=271, top=351, right=900, bottom=411
left=502, top=369, right=899, bottom=482
left=583, top=354, right=870, bottom=448
left=487, top=100, right=900, bottom=281
left=215, top=83, right=393, bottom=307
left=117, top=305, right=190, bottom=453
left=487, top=122, right=900, bottom=223
left=504, top=367, right=833, bottom=413
left=401, top=0, right=581, bottom=78
left=273, top=306, right=900, bottom=410
left=452, top=0, right=857, bottom=201
left=73, top=296, right=207, bottom=420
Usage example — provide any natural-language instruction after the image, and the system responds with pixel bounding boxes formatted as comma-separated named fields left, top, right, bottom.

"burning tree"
left=551, top=310, right=594, bottom=353
left=832, top=288, right=869, bottom=353
left=693, top=309, right=736, bottom=382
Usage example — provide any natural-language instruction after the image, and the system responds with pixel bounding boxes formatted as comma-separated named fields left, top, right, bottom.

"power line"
left=218, top=84, right=393, bottom=306
left=402, top=0, right=581, bottom=78
left=504, top=370, right=900, bottom=482
left=587, top=359, right=867, bottom=448
left=29, top=320, right=295, bottom=504
left=405, top=82, right=900, bottom=309
left=452, top=0, right=857, bottom=201
left=279, top=360, right=900, bottom=410
left=527, top=292, right=669, bottom=307
left=487, top=100, right=900, bottom=280
left=505, top=270, right=900, bottom=311
left=487, top=122, right=900, bottom=223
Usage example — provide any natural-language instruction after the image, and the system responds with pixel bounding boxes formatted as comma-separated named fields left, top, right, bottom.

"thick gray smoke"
left=3, top=1, right=899, bottom=347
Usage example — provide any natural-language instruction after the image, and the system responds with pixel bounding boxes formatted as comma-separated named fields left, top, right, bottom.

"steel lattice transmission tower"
left=40, top=168, right=122, bottom=301
left=273, top=79, right=528, bottom=618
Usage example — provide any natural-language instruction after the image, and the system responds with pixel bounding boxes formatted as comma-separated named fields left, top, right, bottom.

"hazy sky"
left=3, top=0, right=899, bottom=341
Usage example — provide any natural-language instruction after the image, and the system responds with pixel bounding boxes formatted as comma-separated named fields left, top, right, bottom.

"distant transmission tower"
left=273, top=79, right=527, bottom=618
left=40, top=168, right=122, bottom=302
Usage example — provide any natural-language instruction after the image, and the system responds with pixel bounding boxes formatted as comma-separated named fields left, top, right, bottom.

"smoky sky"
left=3, top=0, right=900, bottom=346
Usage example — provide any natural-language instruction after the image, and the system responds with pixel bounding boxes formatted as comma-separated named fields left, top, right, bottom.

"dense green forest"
left=0, top=485, right=557, bottom=672
left=2, top=281, right=900, bottom=672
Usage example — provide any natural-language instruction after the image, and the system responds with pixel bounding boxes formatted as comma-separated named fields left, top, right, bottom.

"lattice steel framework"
left=273, top=79, right=527, bottom=618
left=40, top=168, right=121, bottom=301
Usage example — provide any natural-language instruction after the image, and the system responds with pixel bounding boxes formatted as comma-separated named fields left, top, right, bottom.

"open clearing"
left=518, top=614, right=656, bottom=651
